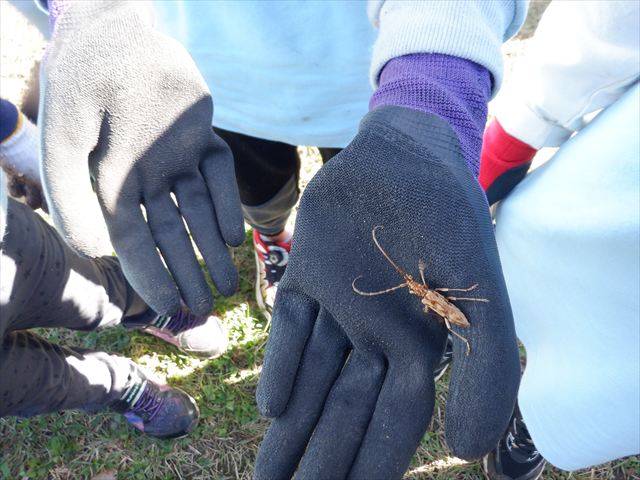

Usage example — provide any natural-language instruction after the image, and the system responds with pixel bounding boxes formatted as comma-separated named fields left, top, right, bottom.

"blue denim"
left=255, top=107, right=520, bottom=479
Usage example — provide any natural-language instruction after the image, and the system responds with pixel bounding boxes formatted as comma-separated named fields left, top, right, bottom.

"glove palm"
left=40, top=3, right=244, bottom=315
left=255, top=107, right=520, bottom=479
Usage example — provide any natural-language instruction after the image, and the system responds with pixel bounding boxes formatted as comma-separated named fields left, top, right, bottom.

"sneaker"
left=140, top=304, right=229, bottom=359
left=111, top=376, right=199, bottom=439
left=434, top=335, right=453, bottom=382
left=483, top=405, right=546, bottom=480
left=253, top=229, right=291, bottom=320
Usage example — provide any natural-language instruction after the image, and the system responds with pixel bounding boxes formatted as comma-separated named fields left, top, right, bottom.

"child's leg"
left=1, top=198, right=228, bottom=359
left=214, top=127, right=300, bottom=235
left=0, top=330, right=140, bottom=416
left=0, top=329, right=200, bottom=439
left=213, top=128, right=299, bottom=319
left=0, top=198, right=152, bottom=337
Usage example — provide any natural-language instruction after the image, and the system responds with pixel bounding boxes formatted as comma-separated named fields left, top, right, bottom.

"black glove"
left=255, top=107, right=521, bottom=479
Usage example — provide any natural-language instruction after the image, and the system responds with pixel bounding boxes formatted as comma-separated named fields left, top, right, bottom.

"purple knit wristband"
left=370, top=53, right=491, bottom=177
left=45, top=1, right=120, bottom=33
left=45, top=0, right=68, bottom=31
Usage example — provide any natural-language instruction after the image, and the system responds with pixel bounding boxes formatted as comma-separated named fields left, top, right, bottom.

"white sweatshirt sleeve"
left=495, top=0, right=640, bottom=149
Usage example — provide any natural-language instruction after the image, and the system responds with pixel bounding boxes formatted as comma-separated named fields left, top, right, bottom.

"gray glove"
left=39, top=1, right=244, bottom=315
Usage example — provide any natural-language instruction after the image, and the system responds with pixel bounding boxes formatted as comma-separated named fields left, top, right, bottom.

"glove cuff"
left=370, top=53, right=490, bottom=177
left=359, top=106, right=468, bottom=176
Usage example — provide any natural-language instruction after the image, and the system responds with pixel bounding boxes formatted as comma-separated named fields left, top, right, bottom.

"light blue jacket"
left=153, top=1, right=527, bottom=147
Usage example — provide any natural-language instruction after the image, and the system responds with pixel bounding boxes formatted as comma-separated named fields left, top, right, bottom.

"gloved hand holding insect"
left=255, top=52, right=521, bottom=480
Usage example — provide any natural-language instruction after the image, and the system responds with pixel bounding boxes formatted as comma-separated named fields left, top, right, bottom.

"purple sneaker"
left=111, top=377, right=199, bottom=439
left=142, top=305, right=229, bottom=359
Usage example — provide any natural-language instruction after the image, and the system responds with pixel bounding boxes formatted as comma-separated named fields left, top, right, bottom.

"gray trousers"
left=0, top=199, right=153, bottom=417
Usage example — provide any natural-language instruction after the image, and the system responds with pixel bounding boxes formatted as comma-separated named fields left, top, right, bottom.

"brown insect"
left=352, top=226, right=489, bottom=355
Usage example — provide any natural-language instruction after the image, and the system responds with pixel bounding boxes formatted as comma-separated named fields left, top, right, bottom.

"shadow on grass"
left=1, top=229, right=639, bottom=479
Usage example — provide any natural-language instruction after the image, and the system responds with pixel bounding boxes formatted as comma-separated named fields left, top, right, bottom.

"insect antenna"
left=352, top=276, right=409, bottom=296
left=371, top=226, right=411, bottom=280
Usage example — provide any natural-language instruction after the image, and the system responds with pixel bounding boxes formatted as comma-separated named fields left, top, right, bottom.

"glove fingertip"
left=444, top=352, right=519, bottom=460
left=256, top=292, right=319, bottom=419
left=215, top=267, right=238, bottom=297
left=446, top=422, right=504, bottom=461
left=224, top=221, right=246, bottom=248
left=255, top=387, right=287, bottom=418
left=184, top=293, right=214, bottom=317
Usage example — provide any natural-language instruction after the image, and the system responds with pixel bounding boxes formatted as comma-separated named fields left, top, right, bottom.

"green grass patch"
left=1, top=231, right=638, bottom=479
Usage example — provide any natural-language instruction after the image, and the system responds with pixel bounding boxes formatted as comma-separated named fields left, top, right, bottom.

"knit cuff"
left=370, top=53, right=491, bottom=177
left=368, top=0, right=528, bottom=98
left=45, top=1, right=153, bottom=34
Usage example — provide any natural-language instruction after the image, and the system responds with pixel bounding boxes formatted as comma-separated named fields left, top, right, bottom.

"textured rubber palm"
left=255, top=106, right=520, bottom=479
left=40, top=2, right=244, bottom=316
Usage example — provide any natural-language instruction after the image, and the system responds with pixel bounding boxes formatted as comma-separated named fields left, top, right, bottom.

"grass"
left=1, top=149, right=639, bottom=479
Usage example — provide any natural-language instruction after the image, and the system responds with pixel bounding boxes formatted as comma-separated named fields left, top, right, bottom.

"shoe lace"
left=130, top=384, right=164, bottom=422
left=506, top=414, right=540, bottom=462
left=157, top=308, right=204, bottom=334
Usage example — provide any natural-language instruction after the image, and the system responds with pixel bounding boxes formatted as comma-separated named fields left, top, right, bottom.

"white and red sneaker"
left=253, top=229, right=292, bottom=320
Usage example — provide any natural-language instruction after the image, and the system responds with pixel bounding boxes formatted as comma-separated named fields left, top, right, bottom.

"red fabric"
left=253, top=229, right=292, bottom=254
left=479, top=119, right=537, bottom=191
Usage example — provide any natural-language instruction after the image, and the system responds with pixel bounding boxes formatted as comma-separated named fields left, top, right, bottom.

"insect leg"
left=352, top=276, right=409, bottom=296
left=446, top=296, right=489, bottom=303
left=444, top=318, right=471, bottom=355
left=436, top=283, right=479, bottom=292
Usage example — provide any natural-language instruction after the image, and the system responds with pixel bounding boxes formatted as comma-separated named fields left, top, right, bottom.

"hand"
left=39, top=2, right=244, bottom=315
left=255, top=107, right=521, bottom=479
